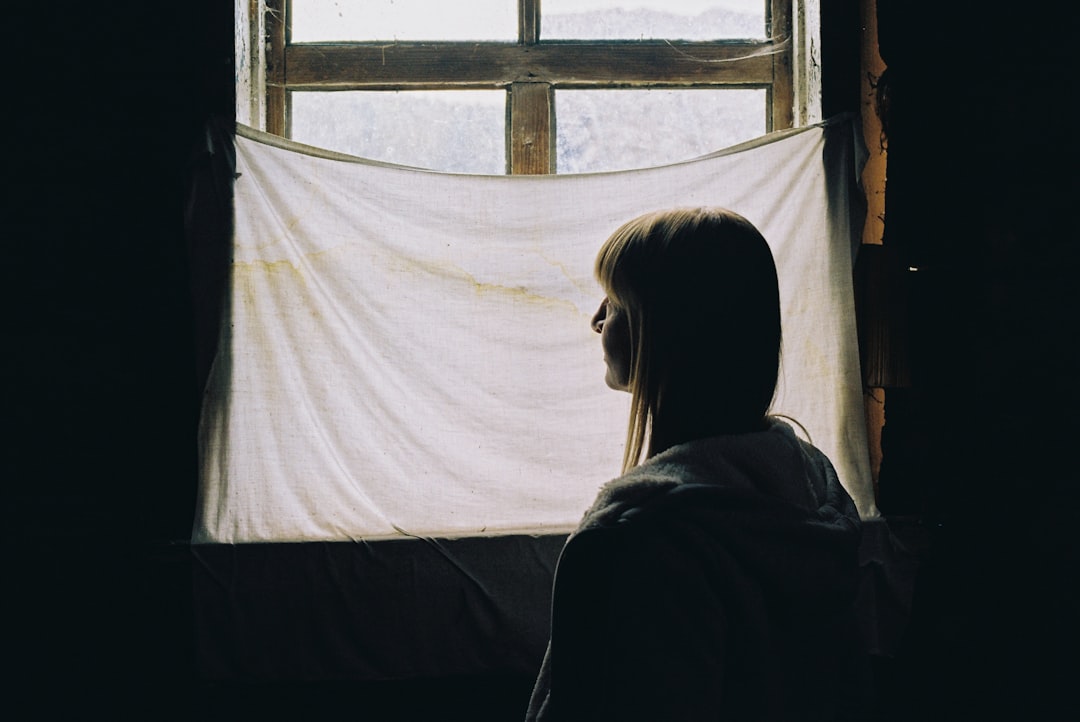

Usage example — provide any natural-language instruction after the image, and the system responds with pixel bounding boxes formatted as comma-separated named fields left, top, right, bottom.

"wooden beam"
left=285, top=42, right=778, bottom=90
left=769, top=0, right=795, bottom=130
left=265, top=0, right=287, bottom=135
left=520, top=0, right=540, bottom=44
left=509, top=82, right=553, bottom=174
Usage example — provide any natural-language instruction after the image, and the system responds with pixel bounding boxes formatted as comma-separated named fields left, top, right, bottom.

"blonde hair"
left=595, top=207, right=782, bottom=472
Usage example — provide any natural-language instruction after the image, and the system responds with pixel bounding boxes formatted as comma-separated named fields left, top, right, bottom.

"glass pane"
left=291, top=0, right=517, bottom=42
left=291, top=91, right=506, bottom=174
left=543, top=0, right=765, bottom=40
left=556, top=88, right=766, bottom=174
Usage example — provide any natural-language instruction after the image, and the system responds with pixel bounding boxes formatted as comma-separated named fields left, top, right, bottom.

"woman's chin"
left=604, top=370, right=629, bottom=392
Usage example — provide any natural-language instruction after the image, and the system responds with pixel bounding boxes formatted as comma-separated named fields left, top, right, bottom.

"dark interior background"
left=8, top=1, right=1075, bottom=720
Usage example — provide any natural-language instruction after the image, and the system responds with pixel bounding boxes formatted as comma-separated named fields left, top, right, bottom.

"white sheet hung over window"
left=193, top=116, right=879, bottom=544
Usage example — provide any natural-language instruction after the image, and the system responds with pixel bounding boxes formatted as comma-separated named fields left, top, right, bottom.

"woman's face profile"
left=591, top=297, right=631, bottom=391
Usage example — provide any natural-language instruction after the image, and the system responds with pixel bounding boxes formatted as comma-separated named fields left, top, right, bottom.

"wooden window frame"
left=244, top=0, right=812, bottom=175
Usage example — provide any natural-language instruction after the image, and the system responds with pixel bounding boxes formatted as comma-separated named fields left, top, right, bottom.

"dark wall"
left=9, top=2, right=231, bottom=719
left=874, top=2, right=1077, bottom=719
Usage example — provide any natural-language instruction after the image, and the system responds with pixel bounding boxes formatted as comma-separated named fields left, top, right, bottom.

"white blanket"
left=193, top=116, right=878, bottom=543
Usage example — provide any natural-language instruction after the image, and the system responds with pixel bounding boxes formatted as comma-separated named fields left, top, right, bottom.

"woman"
left=525, top=208, right=867, bottom=721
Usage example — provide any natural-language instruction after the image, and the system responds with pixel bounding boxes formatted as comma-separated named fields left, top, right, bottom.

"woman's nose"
left=590, top=300, right=606, bottom=333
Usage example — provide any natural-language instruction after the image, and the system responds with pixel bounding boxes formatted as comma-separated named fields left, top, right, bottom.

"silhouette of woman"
left=526, top=207, right=868, bottom=721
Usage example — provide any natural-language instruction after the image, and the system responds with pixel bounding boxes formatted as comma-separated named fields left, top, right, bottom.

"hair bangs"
left=594, top=218, right=640, bottom=306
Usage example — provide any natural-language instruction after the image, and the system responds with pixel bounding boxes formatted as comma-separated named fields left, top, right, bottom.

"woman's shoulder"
left=576, top=433, right=767, bottom=532
left=578, top=463, right=683, bottom=532
left=577, top=420, right=850, bottom=534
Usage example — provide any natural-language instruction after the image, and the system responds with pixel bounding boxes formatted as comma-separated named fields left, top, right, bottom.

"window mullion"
left=509, top=82, right=554, bottom=175
left=520, top=0, right=540, bottom=44
left=510, top=0, right=544, bottom=174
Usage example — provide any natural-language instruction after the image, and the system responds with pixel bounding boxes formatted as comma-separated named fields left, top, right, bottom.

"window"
left=238, top=1, right=819, bottom=174
left=212, top=0, right=873, bottom=545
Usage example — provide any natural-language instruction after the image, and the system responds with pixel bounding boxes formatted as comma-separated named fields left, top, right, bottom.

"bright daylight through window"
left=208, top=0, right=871, bottom=546
left=238, top=1, right=819, bottom=174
